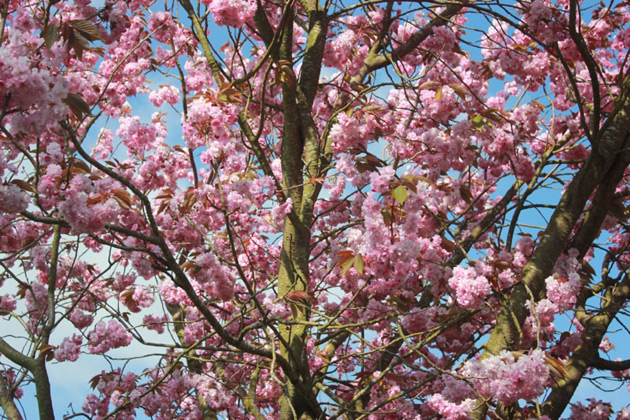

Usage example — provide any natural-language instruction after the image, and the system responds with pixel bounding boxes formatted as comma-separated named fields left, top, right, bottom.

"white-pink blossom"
left=461, top=349, right=549, bottom=405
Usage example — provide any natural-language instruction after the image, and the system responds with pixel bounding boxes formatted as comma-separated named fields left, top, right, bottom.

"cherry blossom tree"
left=1, top=0, right=630, bottom=418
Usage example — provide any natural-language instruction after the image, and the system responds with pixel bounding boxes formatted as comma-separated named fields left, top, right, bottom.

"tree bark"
left=0, top=373, right=23, bottom=420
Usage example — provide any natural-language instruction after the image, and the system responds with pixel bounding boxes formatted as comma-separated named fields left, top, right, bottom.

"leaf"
left=42, top=24, right=59, bottom=48
left=72, top=31, right=91, bottom=49
left=69, top=20, right=102, bottom=42
left=218, top=84, right=243, bottom=104
left=38, top=344, right=55, bottom=361
left=285, top=291, right=312, bottom=314
left=67, top=31, right=87, bottom=60
left=289, top=302, right=299, bottom=318
left=354, top=254, right=364, bottom=275
left=355, top=153, right=384, bottom=173
left=441, top=238, right=456, bottom=252
left=434, top=87, right=442, bottom=100
left=11, top=179, right=36, bottom=193
left=448, top=83, right=468, bottom=100
left=71, top=159, right=92, bottom=174
left=341, top=256, right=355, bottom=276
left=581, top=261, right=596, bottom=276
left=381, top=208, right=393, bottom=224
left=89, top=374, right=103, bottom=389
left=335, top=250, right=356, bottom=269
left=459, top=185, right=472, bottom=204
left=418, top=81, right=441, bottom=91
left=120, top=289, right=140, bottom=312
left=392, top=185, right=407, bottom=206
left=63, top=93, right=91, bottom=119
left=157, top=201, right=170, bottom=215
left=545, top=355, right=567, bottom=380
left=494, top=260, right=511, bottom=270
left=387, top=294, right=416, bottom=311
left=480, top=108, right=505, bottom=124
left=180, top=261, right=195, bottom=272
left=284, top=290, right=312, bottom=303
left=16, top=284, right=28, bottom=299
left=472, top=115, right=484, bottom=131
left=113, top=189, right=133, bottom=209
left=86, top=193, right=106, bottom=206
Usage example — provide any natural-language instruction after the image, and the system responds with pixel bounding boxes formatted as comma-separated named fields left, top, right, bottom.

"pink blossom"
left=149, top=85, right=180, bottom=107
left=617, top=408, right=630, bottom=419
left=545, top=272, right=581, bottom=312
left=117, top=116, right=162, bottom=155
left=0, top=294, right=17, bottom=312
left=203, top=0, right=256, bottom=27
left=428, top=394, right=476, bottom=420
left=59, top=191, right=118, bottom=234
left=461, top=350, right=549, bottom=405
left=55, top=334, right=83, bottom=362
left=448, top=267, right=492, bottom=309
left=271, top=198, right=293, bottom=229
left=143, top=314, right=169, bottom=334
left=0, top=184, right=29, bottom=213
left=87, top=320, right=132, bottom=354
left=570, top=399, right=613, bottom=420
left=25, top=281, right=48, bottom=320
left=91, top=129, right=114, bottom=159
left=69, top=310, right=95, bottom=329
left=599, top=337, right=615, bottom=353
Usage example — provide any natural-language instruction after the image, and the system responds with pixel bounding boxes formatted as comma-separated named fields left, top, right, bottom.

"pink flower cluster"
left=0, top=294, right=17, bottom=312
left=545, top=272, right=582, bottom=312
left=87, top=320, right=132, bottom=354
left=117, top=116, right=165, bottom=155
left=448, top=266, right=492, bottom=309
left=183, top=96, right=239, bottom=149
left=461, top=350, right=549, bottom=405
left=149, top=85, right=180, bottom=107
left=59, top=190, right=119, bottom=234
left=0, top=32, right=69, bottom=136
left=570, top=398, right=613, bottom=420
left=202, top=0, right=256, bottom=27
left=194, top=252, right=235, bottom=301
left=427, top=394, right=476, bottom=420
left=427, top=376, right=476, bottom=419
left=54, top=334, right=83, bottom=362
left=0, top=184, right=28, bottom=213
left=69, top=309, right=94, bottom=329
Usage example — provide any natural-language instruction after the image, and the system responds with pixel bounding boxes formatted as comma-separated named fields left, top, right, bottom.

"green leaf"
left=341, top=256, right=355, bottom=276
left=435, top=87, right=442, bottom=100
left=472, top=115, right=484, bottom=131
left=392, top=185, right=407, bottom=206
left=354, top=254, right=364, bottom=275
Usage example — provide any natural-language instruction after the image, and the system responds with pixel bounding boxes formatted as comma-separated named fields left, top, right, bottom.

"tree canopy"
left=1, top=0, right=630, bottom=418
